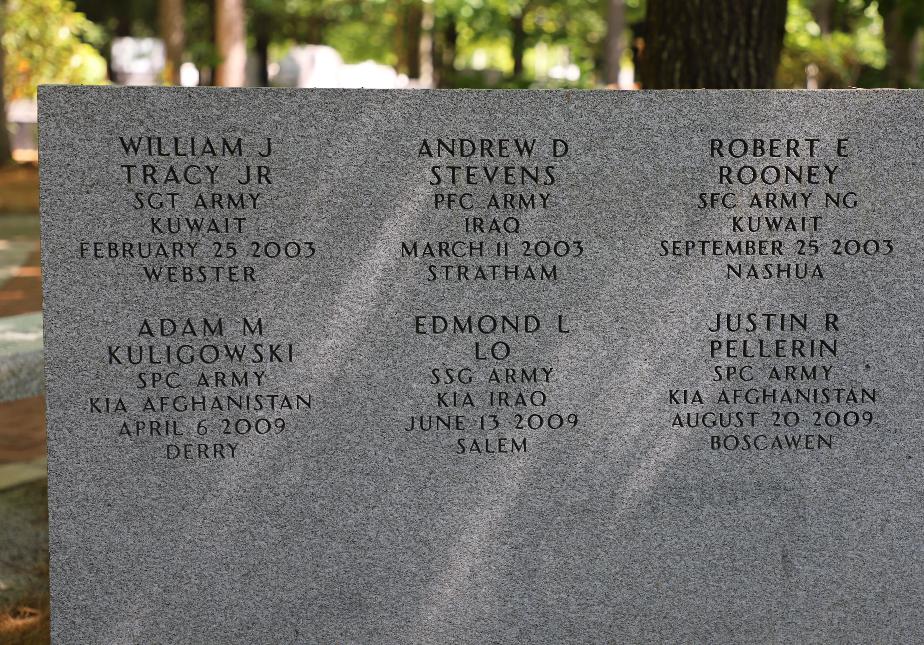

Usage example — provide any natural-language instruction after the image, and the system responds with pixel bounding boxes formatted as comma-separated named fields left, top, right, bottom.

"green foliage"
left=322, top=2, right=400, bottom=66
left=778, top=0, right=887, bottom=88
left=6, top=0, right=924, bottom=91
left=525, top=1, right=607, bottom=83
left=4, top=0, right=108, bottom=100
left=431, top=0, right=607, bottom=85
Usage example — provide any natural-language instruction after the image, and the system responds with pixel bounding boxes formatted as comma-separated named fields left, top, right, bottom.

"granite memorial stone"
left=39, top=87, right=923, bottom=643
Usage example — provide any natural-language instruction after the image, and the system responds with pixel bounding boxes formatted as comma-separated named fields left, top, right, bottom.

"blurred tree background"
left=0, top=0, right=921, bottom=162
left=3, top=0, right=922, bottom=93
left=3, top=0, right=921, bottom=95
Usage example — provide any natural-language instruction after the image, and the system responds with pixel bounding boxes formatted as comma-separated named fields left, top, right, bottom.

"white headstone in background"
left=274, top=45, right=410, bottom=88
left=110, top=37, right=165, bottom=86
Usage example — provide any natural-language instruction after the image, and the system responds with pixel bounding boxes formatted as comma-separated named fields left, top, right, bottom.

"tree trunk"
left=159, top=0, right=186, bottom=85
left=812, top=0, right=834, bottom=34
left=405, top=2, right=422, bottom=79
left=436, top=13, right=458, bottom=88
left=511, top=12, right=526, bottom=79
left=214, top=0, right=247, bottom=87
left=419, top=0, right=434, bottom=87
left=641, top=0, right=788, bottom=89
left=255, top=26, right=270, bottom=87
left=395, top=2, right=423, bottom=78
left=604, top=0, right=625, bottom=86
left=914, top=31, right=923, bottom=86
left=883, top=4, right=917, bottom=87
left=0, top=0, right=10, bottom=165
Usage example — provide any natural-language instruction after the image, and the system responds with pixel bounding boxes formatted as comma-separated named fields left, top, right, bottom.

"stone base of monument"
left=0, top=313, right=43, bottom=403
left=0, top=312, right=46, bottom=488
left=0, top=457, right=47, bottom=492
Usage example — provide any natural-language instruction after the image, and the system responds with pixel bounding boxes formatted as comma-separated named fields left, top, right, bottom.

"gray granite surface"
left=40, top=87, right=923, bottom=644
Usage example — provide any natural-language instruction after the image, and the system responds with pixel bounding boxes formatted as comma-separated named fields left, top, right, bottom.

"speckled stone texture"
left=40, top=87, right=923, bottom=644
